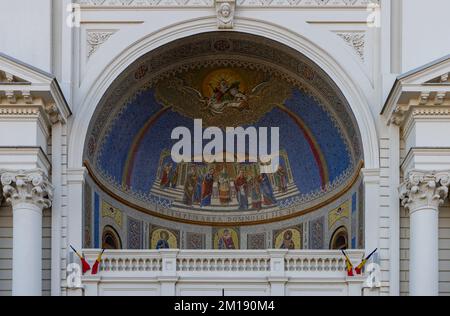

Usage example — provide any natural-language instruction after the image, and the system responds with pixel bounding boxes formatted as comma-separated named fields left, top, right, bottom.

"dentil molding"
left=399, top=170, right=450, bottom=214
left=0, top=169, right=53, bottom=210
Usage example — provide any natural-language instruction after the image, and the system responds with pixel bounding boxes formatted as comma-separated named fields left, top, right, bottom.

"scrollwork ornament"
left=399, top=170, right=450, bottom=213
left=0, top=169, right=53, bottom=210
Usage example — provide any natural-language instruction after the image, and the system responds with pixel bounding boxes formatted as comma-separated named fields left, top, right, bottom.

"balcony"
left=68, top=249, right=372, bottom=296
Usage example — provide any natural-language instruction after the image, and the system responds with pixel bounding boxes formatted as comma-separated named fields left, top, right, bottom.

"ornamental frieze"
left=77, top=0, right=378, bottom=8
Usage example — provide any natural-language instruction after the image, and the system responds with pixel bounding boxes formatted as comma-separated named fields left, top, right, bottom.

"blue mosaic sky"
left=96, top=87, right=353, bottom=196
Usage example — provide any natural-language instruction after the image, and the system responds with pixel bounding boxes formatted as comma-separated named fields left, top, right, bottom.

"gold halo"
left=202, top=68, right=247, bottom=98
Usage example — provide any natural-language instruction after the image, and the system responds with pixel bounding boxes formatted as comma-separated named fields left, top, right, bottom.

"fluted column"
left=1, top=170, right=53, bottom=296
left=400, top=170, right=450, bottom=296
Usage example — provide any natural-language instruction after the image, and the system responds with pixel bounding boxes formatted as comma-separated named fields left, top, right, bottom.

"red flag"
left=91, top=249, right=105, bottom=275
left=341, top=249, right=354, bottom=277
left=70, top=245, right=91, bottom=274
left=355, top=248, right=378, bottom=275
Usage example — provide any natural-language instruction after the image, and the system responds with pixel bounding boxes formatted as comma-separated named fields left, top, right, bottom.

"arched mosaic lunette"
left=84, top=31, right=364, bottom=226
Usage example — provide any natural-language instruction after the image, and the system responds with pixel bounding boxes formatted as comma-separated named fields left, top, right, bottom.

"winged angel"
left=156, top=74, right=291, bottom=126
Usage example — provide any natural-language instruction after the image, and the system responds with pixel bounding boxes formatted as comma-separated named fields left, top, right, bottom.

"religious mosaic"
left=150, top=226, right=179, bottom=249
left=328, top=200, right=350, bottom=230
left=212, top=227, right=240, bottom=250
left=101, top=200, right=123, bottom=228
left=273, top=225, right=303, bottom=250
left=84, top=32, right=364, bottom=227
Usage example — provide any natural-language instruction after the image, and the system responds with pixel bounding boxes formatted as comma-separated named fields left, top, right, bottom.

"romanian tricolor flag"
left=91, top=249, right=105, bottom=275
left=341, top=249, right=354, bottom=277
left=70, top=245, right=91, bottom=274
left=355, top=248, right=378, bottom=275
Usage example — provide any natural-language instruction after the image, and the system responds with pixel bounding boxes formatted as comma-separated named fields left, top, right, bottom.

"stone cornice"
left=0, top=169, right=53, bottom=210
left=0, top=147, right=52, bottom=174
left=401, top=147, right=450, bottom=174
left=0, top=101, right=53, bottom=140
left=0, top=87, right=70, bottom=124
left=0, top=53, right=72, bottom=124
left=382, top=56, right=450, bottom=127
left=77, top=0, right=378, bottom=8
left=399, top=170, right=450, bottom=214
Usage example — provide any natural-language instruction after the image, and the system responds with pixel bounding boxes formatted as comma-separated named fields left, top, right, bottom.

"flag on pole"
left=355, top=248, right=378, bottom=275
left=70, top=245, right=91, bottom=274
left=341, top=249, right=354, bottom=277
left=91, top=249, right=105, bottom=275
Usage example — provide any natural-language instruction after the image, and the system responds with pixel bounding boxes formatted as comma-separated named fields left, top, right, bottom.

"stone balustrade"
left=69, top=249, right=369, bottom=296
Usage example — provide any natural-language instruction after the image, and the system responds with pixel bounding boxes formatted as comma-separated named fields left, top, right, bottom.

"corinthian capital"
left=399, top=170, right=450, bottom=213
left=0, top=169, right=53, bottom=209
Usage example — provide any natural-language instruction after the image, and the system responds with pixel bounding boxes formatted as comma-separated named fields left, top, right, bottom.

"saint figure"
left=279, top=230, right=295, bottom=250
left=160, top=163, right=171, bottom=188
left=183, top=166, right=197, bottom=206
left=218, top=167, right=231, bottom=205
left=259, top=173, right=277, bottom=206
left=235, top=170, right=249, bottom=210
left=218, top=229, right=236, bottom=250
left=201, top=168, right=215, bottom=207
left=249, top=176, right=262, bottom=210
left=275, top=166, right=288, bottom=193
left=156, top=231, right=170, bottom=249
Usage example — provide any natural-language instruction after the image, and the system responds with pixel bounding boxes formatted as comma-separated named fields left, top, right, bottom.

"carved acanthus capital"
left=216, top=0, right=235, bottom=29
left=1, top=169, right=53, bottom=210
left=399, top=170, right=450, bottom=213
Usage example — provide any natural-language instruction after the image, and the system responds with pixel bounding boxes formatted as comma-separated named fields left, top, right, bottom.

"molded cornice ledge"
left=0, top=169, right=53, bottom=210
left=0, top=53, right=72, bottom=125
left=399, top=170, right=450, bottom=214
left=361, top=168, right=380, bottom=184
left=381, top=55, right=450, bottom=127
left=67, top=167, right=88, bottom=185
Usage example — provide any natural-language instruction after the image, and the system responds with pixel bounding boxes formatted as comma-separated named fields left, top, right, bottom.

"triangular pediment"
left=382, top=54, right=450, bottom=124
left=397, top=54, right=450, bottom=85
left=0, top=52, right=55, bottom=86
left=0, top=52, right=72, bottom=122
left=0, top=69, right=28, bottom=84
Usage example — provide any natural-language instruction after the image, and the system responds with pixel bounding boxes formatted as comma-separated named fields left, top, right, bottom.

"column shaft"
left=400, top=170, right=450, bottom=296
left=409, top=206, right=439, bottom=296
left=1, top=169, right=53, bottom=296
left=12, top=202, right=43, bottom=296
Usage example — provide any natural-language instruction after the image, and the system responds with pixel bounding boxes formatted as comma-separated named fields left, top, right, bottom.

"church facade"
left=0, top=0, right=450, bottom=296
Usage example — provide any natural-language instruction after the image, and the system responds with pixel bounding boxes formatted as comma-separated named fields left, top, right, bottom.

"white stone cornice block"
left=360, top=168, right=380, bottom=184
left=67, top=167, right=88, bottom=184
left=0, top=147, right=51, bottom=173
left=401, top=147, right=450, bottom=172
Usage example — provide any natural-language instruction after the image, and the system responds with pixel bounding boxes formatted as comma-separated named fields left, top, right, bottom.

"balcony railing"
left=67, top=249, right=372, bottom=296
